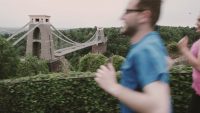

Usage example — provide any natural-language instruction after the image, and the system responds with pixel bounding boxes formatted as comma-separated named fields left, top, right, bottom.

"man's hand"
left=94, top=63, right=119, bottom=95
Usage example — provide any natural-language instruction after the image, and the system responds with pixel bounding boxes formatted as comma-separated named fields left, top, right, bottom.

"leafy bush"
left=0, top=37, right=20, bottom=79
left=16, top=55, right=49, bottom=77
left=111, top=55, right=125, bottom=71
left=78, top=53, right=107, bottom=72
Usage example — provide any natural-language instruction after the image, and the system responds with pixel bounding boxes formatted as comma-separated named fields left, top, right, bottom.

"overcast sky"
left=0, top=0, right=199, bottom=28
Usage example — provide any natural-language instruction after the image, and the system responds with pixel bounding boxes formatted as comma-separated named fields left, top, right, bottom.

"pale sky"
left=0, top=0, right=199, bottom=28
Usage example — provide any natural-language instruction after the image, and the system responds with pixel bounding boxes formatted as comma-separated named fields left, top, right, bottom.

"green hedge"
left=0, top=71, right=193, bottom=113
left=170, top=65, right=193, bottom=113
left=170, top=73, right=192, bottom=113
left=0, top=72, right=119, bottom=113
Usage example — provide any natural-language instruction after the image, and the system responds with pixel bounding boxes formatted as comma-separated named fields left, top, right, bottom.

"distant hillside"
left=0, top=27, right=19, bottom=34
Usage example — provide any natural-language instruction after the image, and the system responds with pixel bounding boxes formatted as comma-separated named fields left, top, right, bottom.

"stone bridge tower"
left=92, top=28, right=107, bottom=53
left=26, top=15, right=55, bottom=61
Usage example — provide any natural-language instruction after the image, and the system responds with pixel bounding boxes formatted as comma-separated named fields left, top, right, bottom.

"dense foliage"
left=16, top=55, right=49, bottom=77
left=64, top=26, right=198, bottom=68
left=158, top=26, right=199, bottom=44
left=0, top=37, right=20, bottom=79
left=111, top=55, right=125, bottom=71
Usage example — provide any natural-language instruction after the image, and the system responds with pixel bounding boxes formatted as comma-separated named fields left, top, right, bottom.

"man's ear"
left=138, top=10, right=151, bottom=23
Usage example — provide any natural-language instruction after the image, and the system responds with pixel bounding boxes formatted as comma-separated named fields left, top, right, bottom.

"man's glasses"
left=125, top=9, right=146, bottom=14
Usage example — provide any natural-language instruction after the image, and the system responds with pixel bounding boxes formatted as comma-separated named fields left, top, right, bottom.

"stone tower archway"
left=26, top=15, right=55, bottom=61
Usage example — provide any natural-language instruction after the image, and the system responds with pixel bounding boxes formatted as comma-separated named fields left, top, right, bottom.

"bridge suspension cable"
left=51, top=26, right=100, bottom=52
left=84, top=31, right=98, bottom=43
left=51, top=31, right=75, bottom=45
left=13, top=23, right=41, bottom=46
left=7, top=21, right=31, bottom=41
left=50, top=24, right=80, bottom=44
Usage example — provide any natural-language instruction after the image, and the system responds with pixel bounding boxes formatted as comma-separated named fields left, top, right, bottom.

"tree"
left=0, top=37, right=19, bottom=79
left=78, top=53, right=107, bottom=72
left=16, top=55, right=49, bottom=77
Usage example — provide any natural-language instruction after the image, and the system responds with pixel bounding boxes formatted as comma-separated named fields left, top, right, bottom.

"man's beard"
left=120, top=25, right=138, bottom=36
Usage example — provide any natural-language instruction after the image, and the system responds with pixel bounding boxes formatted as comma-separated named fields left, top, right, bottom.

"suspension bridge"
left=6, top=15, right=108, bottom=61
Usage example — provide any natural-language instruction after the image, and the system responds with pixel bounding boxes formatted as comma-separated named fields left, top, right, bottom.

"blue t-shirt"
left=120, top=31, right=169, bottom=113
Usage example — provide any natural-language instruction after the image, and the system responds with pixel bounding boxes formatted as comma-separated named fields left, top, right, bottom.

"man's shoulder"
left=134, top=41, right=163, bottom=55
left=127, top=32, right=166, bottom=59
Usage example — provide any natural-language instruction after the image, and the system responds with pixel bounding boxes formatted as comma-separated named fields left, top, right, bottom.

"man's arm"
left=95, top=63, right=170, bottom=113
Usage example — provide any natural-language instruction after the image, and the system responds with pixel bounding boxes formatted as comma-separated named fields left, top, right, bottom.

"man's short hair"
left=137, top=0, right=162, bottom=26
